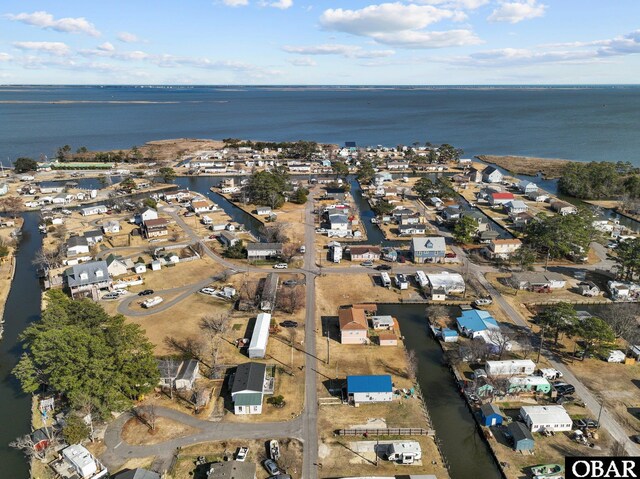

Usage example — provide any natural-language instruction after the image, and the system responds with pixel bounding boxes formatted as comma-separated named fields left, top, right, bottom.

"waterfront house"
left=330, top=242, right=343, bottom=263
left=231, top=362, right=273, bottom=415
left=371, top=315, right=395, bottom=330
left=143, top=218, right=169, bottom=238
left=517, top=180, right=538, bottom=194
left=504, top=200, right=528, bottom=216
left=260, top=273, right=279, bottom=311
left=488, top=192, right=515, bottom=206
left=550, top=200, right=578, bottom=216
left=256, top=206, right=272, bottom=216
left=346, top=375, right=393, bottom=405
left=157, top=359, right=200, bottom=391
left=102, top=220, right=120, bottom=234
left=465, top=167, right=483, bottom=183
left=387, top=161, right=410, bottom=170
left=348, top=245, right=381, bottom=262
left=510, top=272, right=566, bottom=290
left=398, top=224, right=426, bottom=236
left=512, top=212, right=535, bottom=229
left=508, top=376, right=552, bottom=394
left=411, top=237, right=446, bottom=264
left=208, top=461, right=256, bottom=479
left=219, top=231, right=239, bottom=248
left=426, top=272, right=466, bottom=295
left=480, top=403, right=503, bottom=427
left=441, top=328, right=459, bottom=342
left=66, top=236, right=90, bottom=256
left=385, top=441, right=422, bottom=463
left=399, top=212, right=422, bottom=225
left=113, top=468, right=161, bottom=479
left=486, top=238, right=522, bottom=259
left=191, top=200, right=210, bottom=213
left=482, top=166, right=503, bottom=183
left=461, top=210, right=489, bottom=233
left=83, top=229, right=104, bottom=245
left=339, top=307, right=369, bottom=344
left=442, top=205, right=462, bottom=222
left=478, top=229, right=500, bottom=243
left=138, top=208, right=158, bottom=224
left=456, top=310, right=499, bottom=339
left=378, top=331, right=398, bottom=346
left=81, top=205, right=108, bottom=216
left=248, top=313, right=271, bottom=358
left=59, top=444, right=109, bottom=479
left=527, top=190, right=549, bottom=202
left=485, top=359, right=536, bottom=376
left=520, top=405, right=572, bottom=432
left=577, top=281, right=600, bottom=297
left=246, top=242, right=283, bottom=261
left=31, top=427, right=53, bottom=452
left=328, top=213, right=350, bottom=232
left=106, top=254, right=129, bottom=277
left=508, top=422, right=535, bottom=451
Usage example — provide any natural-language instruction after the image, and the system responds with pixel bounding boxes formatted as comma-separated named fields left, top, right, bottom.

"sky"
left=1, top=0, right=640, bottom=84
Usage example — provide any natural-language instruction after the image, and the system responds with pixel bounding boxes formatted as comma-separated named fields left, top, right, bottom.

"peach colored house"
left=378, top=331, right=398, bottom=346
left=339, top=308, right=369, bottom=344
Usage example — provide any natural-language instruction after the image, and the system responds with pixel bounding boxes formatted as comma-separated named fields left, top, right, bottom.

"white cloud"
left=97, top=42, right=115, bottom=52
left=488, top=0, right=546, bottom=24
left=288, top=57, right=316, bottom=66
left=13, top=41, right=70, bottom=56
left=5, top=11, right=100, bottom=36
left=222, top=0, right=249, bottom=6
left=319, top=3, right=480, bottom=49
left=117, top=32, right=140, bottom=43
left=265, top=0, right=293, bottom=9
left=283, top=43, right=395, bottom=58
left=0, top=53, right=12, bottom=62
left=413, top=0, right=489, bottom=9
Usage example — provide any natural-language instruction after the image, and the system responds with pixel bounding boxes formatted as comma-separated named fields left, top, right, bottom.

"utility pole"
left=597, top=399, right=605, bottom=430
left=536, top=326, right=545, bottom=364
left=326, top=331, right=330, bottom=364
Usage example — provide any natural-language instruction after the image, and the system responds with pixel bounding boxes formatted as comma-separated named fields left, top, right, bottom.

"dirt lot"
left=168, top=438, right=303, bottom=479
left=477, top=155, right=573, bottom=178
left=122, top=416, right=200, bottom=445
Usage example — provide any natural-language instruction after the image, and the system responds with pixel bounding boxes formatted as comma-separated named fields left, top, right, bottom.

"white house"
left=482, top=166, right=503, bottom=183
left=486, top=239, right=522, bottom=259
left=346, top=375, right=393, bottom=405
left=60, top=444, right=109, bottom=479
left=371, top=315, right=395, bottom=330
left=329, top=213, right=350, bottom=232
left=102, top=220, right=120, bottom=234
left=191, top=200, right=210, bottom=213
left=485, top=359, right=536, bottom=377
left=505, top=200, right=528, bottom=216
left=81, top=205, right=108, bottom=216
left=67, top=236, right=90, bottom=256
left=157, top=359, right=200, bottom=391
left=231, top=362, right=273, bottom=415
left=520, top=405, right=573, bottom=432
left=106, top=255, right=129, bottom=277
left=518, top=180, right=538, bottom=194
left=134, top=263, right=147, bottom=274
left=139, top=208, right=158, bottom=224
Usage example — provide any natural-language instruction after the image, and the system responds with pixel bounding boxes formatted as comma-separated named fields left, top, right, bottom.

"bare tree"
left=277, top=286, right=305, bottom=314
left=145, top=404, right=158, bottom=431
left=261, top=224, right=289, bottom=244
left=486, top=329, right=516, bottom=360
left=0, top=197, right=24, bottom=218
left=277, top=445, right=298, bottom=475
left=32, top=247, right=63, bottom=270
left=288, top=328, right=297, bottom=370
left=200, top=312, right=231, bottom=365
left=281, top=243, right=298, bottom=263
left=425, top=305, right=448, bottom=323
left=517, top=333, right=534, bottom=360
left=405, top=349, right=418, bottom=381
left=163, top=336, right=210, bottom=368
left=465, top=339, right=492, bottom=363
left=10, top=434, right=51, bottom=461
left=599, top=304, right=640, bottom=342
left=161, top=357, right=179, bottom=399
left=609, top=439, right=628, bottom=457
left=193, top=385, right=209, bottom=414
left=53, top=224, right=68, bottom=240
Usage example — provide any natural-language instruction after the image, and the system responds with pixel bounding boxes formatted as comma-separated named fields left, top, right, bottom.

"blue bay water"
left=1, top=85, right=640, bottom=165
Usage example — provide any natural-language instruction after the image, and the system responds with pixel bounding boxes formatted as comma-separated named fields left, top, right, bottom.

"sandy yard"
left=168, top=438, right=303, bottom=479
left=122, top=416, right=200, bottom=445
left=476, top=155, right=573, bottom=178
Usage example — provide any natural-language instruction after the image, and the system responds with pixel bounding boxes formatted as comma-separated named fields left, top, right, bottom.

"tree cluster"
left=246, top=169, right=291, bottom=209
left=412, top=176, right=455, bottom=201
left=222, top=139, right=319, bottom=159
left=13, top=290, right=159, bottom=418
left=14, top=157, right=39, bottom=173
left=559, top=161, right=640, bottom=199
left=523, top=209, right=595, bottom=260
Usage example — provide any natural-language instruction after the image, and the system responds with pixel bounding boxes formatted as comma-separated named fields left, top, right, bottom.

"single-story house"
left=486, top=238, right=522, bottom=259
left=504, top=200, right=528, bottom=215
left=113, top=468, right=161, bottom=479
left=426, top=272, right=465, bottom=295
left=512, top=212, right=535, bottom=229
left=371, top=315, right=395, bottom=330
left=510, top=272, right=567, bottom=290
left=489, top=192, right=515, bottom=206
left=349, top=245, right=381, bottom=262
left=157, top=359, right=200, bottom=391
left=219, top=231, right=239, bottom=247
left=411, top=236, right=446, bottom=264
left=527, top=190, right=550, bottom=202
left=66, top=236, right=90, bottom=256
left=30, top=427, right=53, bottom=452
left=260, top=273, right=279, bottom=312
left=143, top=218, right=169, bottom=238
left=550, top=200, right=578, bottom=216
left=64, top=260, right=112, bottom=299
left=248, top=312, right=271, bottom=358
left=508, top=376, right=552, bottom=394
left=246, top=242, right=283, bottom=261
left=208, top=461, right=256, bottom=479
left=442, top=205, right=462, bottom=221
left=191, top=200, right=211, bottom=213
left=231, top=362, right=270, bottom=415
left=398, top=224, right=426, bottom=236
left=81, top=205, right=108, bottom=216
left=339, top=307, right=369, bottom=344
left=441, top=328, right=459, bottom=342
left=482, top=166, right=503, bottom=183
left=480, top=403, right=503, bottom=427
left=346, top=375, right=393, bottom=405
left=508, top=422, right=535, bottom=451
left=61, top=444, right=108, bottom=479
left=520, top=405, right=572, bottom=432
left=485, top=359, right=536, bottom=376
left=83, top=229, right=103, bottom=245
left=256, top=206, right=272, bottom=216
left=518, top=180, right=538, bottom=194
left=102, top=220, right=120, bottom=234
left=399, top=213, right=422, bottom=225
left=456, top=310, right=499, bottom=339
left=378, top=331, right=398, bottom=346
left=577, top=281, right=600, bottom=296
left=385, top=441, right=422, bottom=463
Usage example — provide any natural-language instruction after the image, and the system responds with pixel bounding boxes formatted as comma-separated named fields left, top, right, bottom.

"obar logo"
left=567, top=457, right=639, bottom=479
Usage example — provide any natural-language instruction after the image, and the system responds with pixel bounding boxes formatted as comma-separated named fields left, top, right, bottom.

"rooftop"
left=347, top=375, right=393, bottom=393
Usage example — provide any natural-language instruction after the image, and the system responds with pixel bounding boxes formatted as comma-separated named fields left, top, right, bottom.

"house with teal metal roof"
left=456, top=310, right=499, bottom=339
left=347, top=375, right=393, bottom=405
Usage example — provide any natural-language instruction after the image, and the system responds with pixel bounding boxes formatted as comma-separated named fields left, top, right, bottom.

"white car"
left=116, top=289, right=128, bottom=296
left=200, top=288, right=216, bottom=295
left=236, top=447, right=249, bottom=462
left=273, top=263, right=288, bottom=269
left=474, top=298, right=493, bottom=307
left=299, top=245, right=306, bottom=253
left=102, top=292, right=120, bottom=300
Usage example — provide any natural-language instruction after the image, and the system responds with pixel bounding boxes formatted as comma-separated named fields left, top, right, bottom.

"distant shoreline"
left=475, top=154, right=574, bottom=179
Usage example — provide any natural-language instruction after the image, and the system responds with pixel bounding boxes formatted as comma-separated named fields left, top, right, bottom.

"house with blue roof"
left=456, top=310, right=499, bottom=339
left=346, top=375, right=393, bottom=405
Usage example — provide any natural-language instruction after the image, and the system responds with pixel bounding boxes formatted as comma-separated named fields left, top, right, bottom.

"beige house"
left=339, top=308, right=369, bottom=344
left=486, top=238, right=522, bottom=259
left=378, top=331, right=398, bottom=346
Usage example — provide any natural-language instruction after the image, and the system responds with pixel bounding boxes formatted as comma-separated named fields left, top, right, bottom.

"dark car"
left=376, top=264, right=391, bottom=271
left=283, top=279, right=298, bottom=287
left=280, top=321, right=299, bottom=328
left=268, top=476, right=292, bottom=479
left=632, top=435, right=640, bottom=444
left=263, top=459, right=280, bottom=476
left=138, top=289, right=154, bottom=296
left=554, top=383, right=575, bottom=396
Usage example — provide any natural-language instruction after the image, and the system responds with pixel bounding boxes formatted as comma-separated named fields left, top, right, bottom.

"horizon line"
left=2, top=83, right=640, bottom=87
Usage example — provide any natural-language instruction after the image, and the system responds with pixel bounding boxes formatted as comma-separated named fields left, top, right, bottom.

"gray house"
left=260, top=273, right=279, bottom=311
left=208, top=461, right=256, bottom=479
left=482, top=166, right=503, bottom=183
left=231, top=362, right=272, bottom=415
left=113, top=468, right=161, bottom=479
left=507, top=421, right=535, bottom=451
left=246, top=242, right=283, bottom=261
left=219, top=231, right=240, bottom=247
left=63, top=261, right=112, bottom=299
left=157, top=359, right=200, bottom=391
left=411, top=237, right=446, bottom=264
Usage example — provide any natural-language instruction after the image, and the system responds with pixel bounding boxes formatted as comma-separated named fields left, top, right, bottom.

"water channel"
left=378, top=303, right=503, bottom=479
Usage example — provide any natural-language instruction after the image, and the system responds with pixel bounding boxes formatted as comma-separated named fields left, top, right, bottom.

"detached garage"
left=347, top=375, right=393, bottom=406
left=480, top=403, right=503, bottom=427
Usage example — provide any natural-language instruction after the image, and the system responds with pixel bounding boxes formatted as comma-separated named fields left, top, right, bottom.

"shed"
left=441, top=328, right=459, bottom=342
left=480, top=403, right=503, bottom=427
left=507, top=422, right=535, bottom=451
left=378, top=331, right=398, bottom=346
left=151, top=260, right=161, bottom=271
left=248, top=313, right=271, bottom=359
left=346, top=375, right=393, bottom=405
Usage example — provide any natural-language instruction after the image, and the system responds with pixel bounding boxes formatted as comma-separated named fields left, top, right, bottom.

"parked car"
left=473, top=369, right=487, bottom=379
left=263, top=459, right=280, bottom=476
left=200, top=288, right=216, bottom=295
left=184, top=212, right=195, bottom=217
left=235, top=447, right=248, bottom=462
left=554, top=383, right=575, bottom=396
left=273, top=263, right=288, bottom=269
left=474, top=298, right=493, bottom=307
left=283, top=280, right=298, bottom=287
left=116, top=289, right=128, bottom=296
left=102, top=292, right=120, bottom=300
left=361, top=260, right=374, bottom=267
left=299, top=245, right=306, bottom=253
left=631, top=434, right=640, bottom=444
left=138, top=289, right=154, bottom=296
left=268, top=476, right=292, bottom=479
left=280, top=321, right=299, bottom=328
left=376, top=264, right=391, bottom=271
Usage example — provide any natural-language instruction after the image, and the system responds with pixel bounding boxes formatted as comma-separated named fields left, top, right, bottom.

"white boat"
left=269, top=440, right=280, bottom=461
left=142, top=296, right=163, bottom=308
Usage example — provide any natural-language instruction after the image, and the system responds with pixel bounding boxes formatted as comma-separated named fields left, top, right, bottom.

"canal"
left=377, top=303, right=503, bottom=479
left=0, top=212, right=43, bottom=478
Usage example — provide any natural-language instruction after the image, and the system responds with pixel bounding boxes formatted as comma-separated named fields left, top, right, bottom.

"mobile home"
left=248, top=313, right=271, bottom=359
left=380, top=272, right=391, bottom=288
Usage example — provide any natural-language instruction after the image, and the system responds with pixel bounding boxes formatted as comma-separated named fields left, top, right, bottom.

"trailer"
left=394, top=274, right=409, bottom=290
left=380, top=272, right=391, bottom=288
left=248, top=312, right=271, bottom=359
left=485, top=359, right=536, bottom=377
left=415, top=270, right=428, bottom=288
